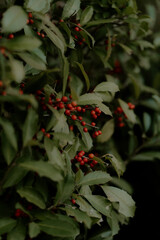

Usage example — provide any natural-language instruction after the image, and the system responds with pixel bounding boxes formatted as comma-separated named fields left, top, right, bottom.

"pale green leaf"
left=78, top=171, right=112, bottom=186
left=62, top=0, right=81, bottom=19
left=98, top=119, right=115, bottom=143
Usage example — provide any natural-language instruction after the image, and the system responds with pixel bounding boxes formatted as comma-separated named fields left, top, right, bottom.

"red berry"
left=75, top=35, right=78, bottom=39
left=80, top=160, right=85, bottom=165
left=56, top=98, right=61, bottom=102
left=78, top=116, right=83, bottom=120
left=62, top=96, right=68, bottom=102
left=45, top=133, right=50, bottom=138
left=59, top=102, right=65, bottom=109
left=92, top=114, right=97, bottom=119
left=82, top=108, right=86, bottom=113
left=27, top=19, right=30, bottom=24
left=78, top=151, right=85, bottom=157
left=94, top=131, right=99, bottom=136
left=71, top=199, right=76, bottom=204
left=65, top=110, right=71, bottom=116
left=67, top=103, right=73, bottom=110
left=0, top=81, right=3, bottom=87
left=77, top=23, right=81, bottom=27
left=77, top=157, right=82, bottom=162
left=83, top=127, right=88, bottom=132
left=93, top=160, right=98, bottom=165
left=90, top=163, right=94, bottom=168
left=71, top=101, right=77, bottom=107
left=8, top=34, right=14, bottom=39
left=81, top=121, right=86, bottom=126
left=91, top=122, right=96, bottom=126
left=88, top=153, right=94, bottom=159
left=98, top=130, right=102, bottom=135
left=28, top=12, right=33, bottom=18
left=91, top=110, right=95, bottom=115
left=69, top=125, right=74, bottom=131
left=95, top=107, right=100, bottom=113
left=29, top=19, right=34, bottom=24
left=71, top=115, right=77, bottom=120
left=118, top=117, right=123, bottom=122
left=2, top=91, right=6, bottom=96
left=83, top=158, right=88, bottom=163
left=76, top=106, right=82, bottom=112
left=41, top=33, right=45, bottom=38
left=118, top=122, right=125, bottom=128
left=117, top=107, right=123, bottom=114
left=59, top=19, right=64, bottom=22
left=41, top=128, right=45, bottom=133
left=75, top=27, right=80, bottom=32
left=69, top=95, right=72, bottom=99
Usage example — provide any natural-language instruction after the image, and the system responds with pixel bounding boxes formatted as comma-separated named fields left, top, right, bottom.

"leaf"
left=143, top=112, right=151, bottom=132
left=86, top=18, right=117, bottom=27
left=96, top=102, right=112, bottom=116
left=76, top=196, right=101, bottom=219
left=84, top=195, right=111, bottom=217
left=29, top=222, right=40, bottom=238
left=2, top=6, right=27, bottom=33
left=17, top=187, right=46, bottom=209
left=75, top=62, right=90, bottom=91
left=38, top=214, right=79, bottom=238
left=44, top=137, right=65, bottom=171
left=10, top=59, right=25, bottom=83
left=101, top=186, right=136, bottom=218
left=42, top=25, right=65, bottom=54
left=7, top=221, right=26, bottom=240
left=80, top=6, right=94, bottom=26
left=55, top=175, right=75, bottom=205
left=118, top=43, right=133, bottom=55
left=131, top=152, right=160, bottom=161
left=62, top=0, right=81, bottom=19
left=78, top=171, right=112, bottom=186
left=105, top=154, right=125, bottom=177
left=66, top=206, right=92, bottom=229
left=75, top=122, right=93, bottom=151
left=1, top=131, right=16, bottom=165
left=78, top=93, right=103, bottom=105
left=107, top=211, right=120, bottom=236
left=0, top=218, right=17, bottom=235
left=94, top=82, right=119, bottom=93
left=22, top=108, right=38, bottom=147
left=0, top=118, right=17, bottom=151
left=2, top=36, right=42, bottom=51
left=18, top=52, right=46, bottom=70
left=25, top=0, right=52, bottom=14
left=63, top=57, right=69, bottom=94
left=118, top=99, right=137, bottom=124
left=19, top=160, right=63, bottom=182
left=98, top=119, right=115, bottom=143
left=67, top=138, right=80, bottom=159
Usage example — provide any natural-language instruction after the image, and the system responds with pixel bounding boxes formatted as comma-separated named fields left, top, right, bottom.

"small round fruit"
left=83, top=127, right=88, bottom=132
left=88, top=153, right=94, bottom=159
left=71, top=115, right=77, bottom=120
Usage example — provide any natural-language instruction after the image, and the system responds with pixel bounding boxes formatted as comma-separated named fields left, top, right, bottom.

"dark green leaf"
left=0, top=218, right=17, bottom=235
left=78, top=171, right=112, bottom=186
left=62, top=0, right=81, bottom=19
left=18, top=52, right=46, bottom=70
left=75, top=62, right=90, bottom=91
left=80, top=6, right=94, bottom=26
left=98, top=119, right=114, bottom=143
left=7, top=221, right=26, bottom=240
left=29, top=222, right=40, bottom=238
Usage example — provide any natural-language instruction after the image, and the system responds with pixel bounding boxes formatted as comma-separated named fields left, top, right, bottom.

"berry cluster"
left=14, top=209, right=28, bottom=218
left=27, top=12, right=34, bottom=24
left=114, top=102, right=135, bottom=127
left=34, top=89, right=102, bottom=138
left=72, top=151, right=98, bottom=168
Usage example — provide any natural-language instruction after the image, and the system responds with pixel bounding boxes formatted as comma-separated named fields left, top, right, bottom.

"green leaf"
left=67, top=138, right=80, bottom=159
left=118, top=99, right=137, bottom=124
left=118, top=43, right=133, bottom=55
left=55, top=175, right=75, bottom=205
left=63, top=57, right=69, bottom=94
left=0, top=118, right=17, bottom=151
left=10, top=59, right=25, bottom=83
left=75, top=122, right=93, bottom=151
left=75, top=62, right=90, bottom=91
left=105, top=154, right=126, bottom=177
left=66, top=206, right=92, bottom=229
left=22, top=108, right=38, bottom=147
left=101, top=186, right=136, bottom=217
left=18, top=52, right=46, bottom=70
left=107, top=211, right=120, bottom=236
left=94, top=82, right=119, bottom=93
left=38, top=214, right=79, bottom=238
left=78, top=93, right=103, bottom=105
left=17, top=187, right=46, bottom=209
left=143, top=112, right=151, bottom=132
left=78, top=171, right=112, bottom=186
left=19, top=160, right=63, bottom=182
left=131, top=152, right=160, bottom=161
left=25, top=0, right=52, bottom=14
left=2, top=36, right=42, bottom=51
left=7, top=221, right=26, bottom=240
left=62, top=0, right=81, bottom=19
left=0, top=218, right=17, bottom=235
left=2, top=6, right=27, bottom=33
left=1, top=132, right=16, bottom=165
left=80, top=6, right=94, bottom=26
left=96, top=102, right=112, bottom=116
left=86, top=18, right=117, bottom=27
left=76, top=196, right=101, bottom=219
left=84, top=195, right=111, bottom=217
left=42, top=25, right=66, bottom=54
left=44, top=137, right=65, bottom=171
left=98, top=119, right=115, bottom=143
left=29, top=222, right=40, bottom=238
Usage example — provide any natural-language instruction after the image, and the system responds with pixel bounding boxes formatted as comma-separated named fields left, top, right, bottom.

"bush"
left=0, top=0, right=158, bottom=239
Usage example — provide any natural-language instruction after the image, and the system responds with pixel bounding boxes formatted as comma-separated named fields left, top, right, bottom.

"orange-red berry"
left=83, top=127, right=88, bottom=132
left=62, top=96, right=68, bottom=102
left=71, top=115, right=77, bottom=120
left=88, top=153, right=94, bottom=159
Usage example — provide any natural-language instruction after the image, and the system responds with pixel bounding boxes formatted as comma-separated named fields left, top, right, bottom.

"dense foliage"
left=0, top=0, right=159, bottom=239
